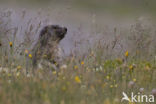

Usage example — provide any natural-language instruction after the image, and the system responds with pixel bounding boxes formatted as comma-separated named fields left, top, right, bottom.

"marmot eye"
left=53, top=27, right=57, bottom=29
left=52, top=25, right=59, bottom=29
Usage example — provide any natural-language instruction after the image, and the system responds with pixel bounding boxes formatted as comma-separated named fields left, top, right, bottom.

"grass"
left=0, top=54, right=155, bottom=104
left=0, top=9, right=156, bottom=104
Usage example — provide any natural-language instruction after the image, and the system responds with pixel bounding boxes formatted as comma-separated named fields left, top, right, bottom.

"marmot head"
left=39, top=25, right=67, bottom=46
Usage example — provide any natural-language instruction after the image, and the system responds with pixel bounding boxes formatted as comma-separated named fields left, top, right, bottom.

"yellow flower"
left=81, top=61, right=84, bottom=65
left=129, top=65, right=133, bottom=70
left=145, top=65, right=150, bottom=70
left=54, top=62, right=58, bottom=66
left=110, top=85, right=113, bottom=88
left=106, top=76, right=110, bottom=80
left=52, top=71, right=57, bottom=75
left=133, top=78, right=136, bottom=82
left=75, top=76, right=81, bottom=83
left=114, top=84, right=118, bottom=88
left=17, top=66, right=22, bottom=70
left=61, top=86, right=66, bottom=91
left=125, top=51, right=129, bottom=57
left=129, top=64, right=136, bottom=70
left=9, top=42, right=13, bottom=47
left=28, top=54, right=32, bottom=58
left=74, top=65, right=78, bottom=69
left=8, top=73, right=11, bottom=77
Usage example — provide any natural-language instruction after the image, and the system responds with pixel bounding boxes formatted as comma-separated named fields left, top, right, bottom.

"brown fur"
left=32, top=25, right=67, bottom=70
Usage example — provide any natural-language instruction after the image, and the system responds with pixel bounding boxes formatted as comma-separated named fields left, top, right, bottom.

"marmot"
left=32, top=25, right=67, bottom=70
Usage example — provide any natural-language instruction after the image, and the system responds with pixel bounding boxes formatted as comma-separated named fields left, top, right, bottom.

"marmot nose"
left=64, top=27, right=67, bottom=32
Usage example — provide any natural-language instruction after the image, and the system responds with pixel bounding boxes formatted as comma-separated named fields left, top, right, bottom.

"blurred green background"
left=1, top=0, right=156, bottom=16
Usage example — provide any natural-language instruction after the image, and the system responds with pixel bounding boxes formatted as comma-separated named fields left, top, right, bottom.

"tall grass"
left=0, top=9, right=156, bottom=104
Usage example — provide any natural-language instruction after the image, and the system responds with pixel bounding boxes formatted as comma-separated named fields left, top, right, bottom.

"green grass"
left=0, top=52, right=155, bottom=104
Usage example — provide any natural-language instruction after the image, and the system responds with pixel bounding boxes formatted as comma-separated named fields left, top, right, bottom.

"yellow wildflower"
left=145, top=65, right=150, bottom=70
left=54, top=62, right=58, bottom=66
left=8, top=73, right=11, bottom=77
left=74, top=65, right=78, bottom=69
left=62, top=86, right=66, bottom=91
left=81, top=61, right=84, bottom=65
left=129, top=65, right=133, bottom=70
left=17, top=66, right=22, bottom=70
left=75, top=76, right=81, bottom=83
left=28, top=54, right=32, bottom=58
left=133, top=78, right=136, bottom=82
left=106, top=76, right=110, bottom=80
left=129, top=64, right=136, bottom=70
left=110, top=85, right=113, bottom=88
left=9, top=42, right=13, bottom=47
left=125, top=51, right=129, bottom=57
left=52, top=71, right=57, bottom=75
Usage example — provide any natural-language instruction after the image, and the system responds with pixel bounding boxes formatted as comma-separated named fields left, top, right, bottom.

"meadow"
left=0, top=7, right=156, bottom=104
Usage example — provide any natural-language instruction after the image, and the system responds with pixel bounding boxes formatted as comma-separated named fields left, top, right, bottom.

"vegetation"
left=0, top=9, right=156, bottom=104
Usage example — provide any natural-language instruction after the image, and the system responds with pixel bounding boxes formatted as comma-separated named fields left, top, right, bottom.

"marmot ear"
left=39, top=26, right=49, bottom=38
